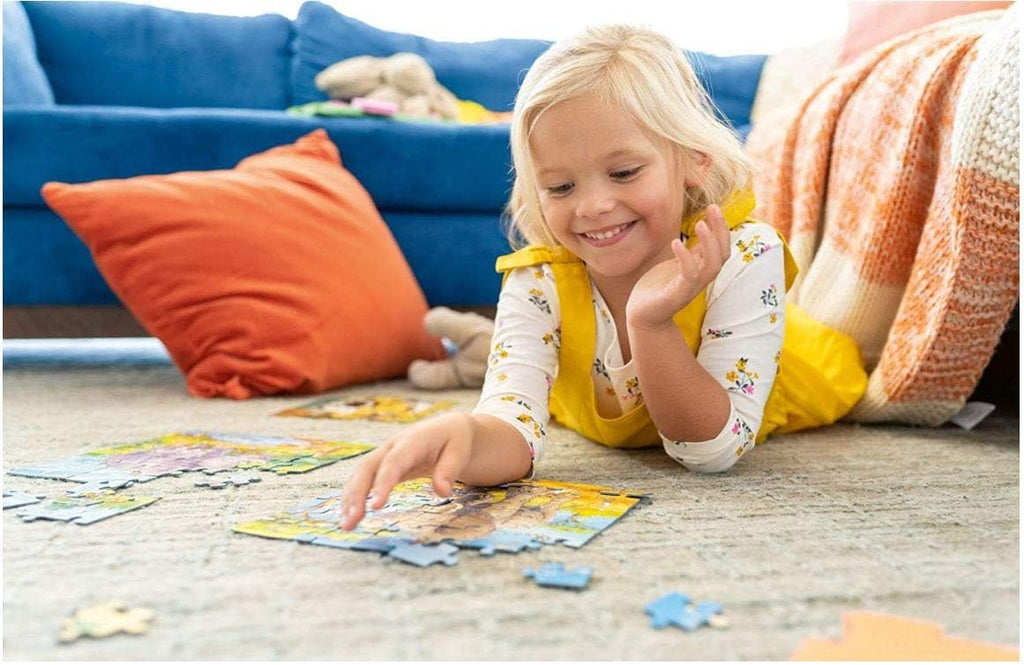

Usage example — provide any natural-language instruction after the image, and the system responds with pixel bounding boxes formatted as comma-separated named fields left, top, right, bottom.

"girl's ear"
left=683, top=150, right=712, bottom=188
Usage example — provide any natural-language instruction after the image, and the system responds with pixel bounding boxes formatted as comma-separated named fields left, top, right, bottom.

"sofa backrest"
left=19, top=1, right=294, bottom=109
left=291, top=1, right=552, bottom=112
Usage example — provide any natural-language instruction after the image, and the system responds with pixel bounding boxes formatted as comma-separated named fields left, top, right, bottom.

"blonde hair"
left=506, top=24, right=753, bottom=248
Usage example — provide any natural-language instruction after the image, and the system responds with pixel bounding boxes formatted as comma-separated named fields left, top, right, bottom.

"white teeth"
left=583, top=223, right=629, bottom=240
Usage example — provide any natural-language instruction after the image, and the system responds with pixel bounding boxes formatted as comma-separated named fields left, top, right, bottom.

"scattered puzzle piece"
left=59, top=600, right=155, bottom=643
left=194, top=474, right=262, bottom=490
left=524, top=562, right=594, bottom=590
left=387, top=542, right=459, bottom=567
left=645, top=592, right=726, bottom=632
left=16, top=491, right=158, bottom=526
left=3, top=489, right=46, bottom=509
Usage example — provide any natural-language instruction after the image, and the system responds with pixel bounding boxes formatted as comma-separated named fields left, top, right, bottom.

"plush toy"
left=314, top=53, right=460, bottom=120
left=407, top=307, right=493, bottom=389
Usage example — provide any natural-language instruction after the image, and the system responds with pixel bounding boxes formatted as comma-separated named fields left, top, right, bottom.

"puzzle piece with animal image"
left=233, top=478, right=642, bottom=566
left=15, top=491, right=158, bottom=526
left=59, top=600, right=156, bottom=643
left=7, top=432, right=373, bottom=492
left=276, top=395, right=457, bottom=423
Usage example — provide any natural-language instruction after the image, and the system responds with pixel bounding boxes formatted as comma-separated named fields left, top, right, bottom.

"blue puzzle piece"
left=456, top=531, right=543, bottom=556
left=646, top=593, right=726, bottom=631
left=387, top=542, right=459, bottom=567
left=524, top=562, right=594, bottom=590
left=645, top=592, right=692, bottom=629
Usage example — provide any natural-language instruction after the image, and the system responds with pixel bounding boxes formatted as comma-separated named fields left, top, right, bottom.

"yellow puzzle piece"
left=59, top=600, right=155, bottom=643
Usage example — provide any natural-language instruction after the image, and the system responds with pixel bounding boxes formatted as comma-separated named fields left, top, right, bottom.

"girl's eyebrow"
left=537, top=148, right=647, bottom=178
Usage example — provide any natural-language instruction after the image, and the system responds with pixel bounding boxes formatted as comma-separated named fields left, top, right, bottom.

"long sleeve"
left=472, top=264, right=561, bottom=466
left=658, top=222, right=787, bottom=472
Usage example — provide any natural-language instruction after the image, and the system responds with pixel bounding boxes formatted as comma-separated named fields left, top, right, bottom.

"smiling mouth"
left=581, top=221, right=636, bottom=241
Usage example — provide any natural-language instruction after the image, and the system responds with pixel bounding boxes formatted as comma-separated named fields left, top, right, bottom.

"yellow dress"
left=495, top=190, right=867, bottom=448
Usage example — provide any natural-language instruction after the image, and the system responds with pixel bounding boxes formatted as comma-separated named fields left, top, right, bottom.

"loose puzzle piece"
left=524, top=562, right=594, bottom=590
left=16, top=491, right=158, bottom=526
left=645, top=592, right=727, bottom=631
left=8, top=432, right=373, bottom=493
left=387, top=542, right=459, bottom=567
left=233, top=478, right=642, bottom=564
left=194, top=474, right=262, bottom=490
left=3, top=489, right=46, bottom=509
left=276, top=395, right=457, bottom=423
left=59, top=600, right=155, bottom=643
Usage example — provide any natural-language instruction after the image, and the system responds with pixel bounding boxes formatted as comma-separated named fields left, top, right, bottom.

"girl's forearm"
left=627, top=321, right=731, bottom=441
left=458, top=414, right=534, bottom=486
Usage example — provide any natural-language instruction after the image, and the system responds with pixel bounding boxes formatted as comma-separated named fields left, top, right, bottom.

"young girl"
left=341, top=25, right=866, bottom=531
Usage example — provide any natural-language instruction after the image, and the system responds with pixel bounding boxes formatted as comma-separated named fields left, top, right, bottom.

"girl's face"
left=529, top=93, right=696, bottom=288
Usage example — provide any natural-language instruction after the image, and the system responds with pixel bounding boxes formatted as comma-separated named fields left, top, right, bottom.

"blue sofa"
left=3, top=0, right=767, bottom=313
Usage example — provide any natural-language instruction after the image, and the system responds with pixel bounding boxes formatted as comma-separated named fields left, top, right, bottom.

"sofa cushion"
left=3, top=1, right=55, bottom=105
left=40, top=129, right=445, bottom=399
left=291, top=1, right=550, bottom=110
left=22, top=1, right=294, bottom=109
left=3, top=106, right=515, bottom=212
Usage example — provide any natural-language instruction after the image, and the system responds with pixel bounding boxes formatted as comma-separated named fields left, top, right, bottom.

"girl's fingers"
left=696, top=219, right=722, bottom=274
left=706, top=204, right=731, bottom=259
left=340, top=444, right=390, bottom=530
left=431, top=428, right=471, bottom=497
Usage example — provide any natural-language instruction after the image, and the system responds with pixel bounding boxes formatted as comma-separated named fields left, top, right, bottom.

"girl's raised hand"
left=626, top=204, right=731, bottom=330
left=340, top=413, right=475, bottom=531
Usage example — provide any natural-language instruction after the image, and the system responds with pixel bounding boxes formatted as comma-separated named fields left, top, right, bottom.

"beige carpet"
left=3, top=364, right=1019, bottom=660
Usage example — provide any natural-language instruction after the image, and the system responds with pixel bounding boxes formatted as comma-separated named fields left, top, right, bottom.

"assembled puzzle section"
left=233, top=479, right=642, bottom=566
left=13, top=491, right=159, bottom=526
left=8, top=431, right=374, bottom=491
left=276, top=395, right=457, bottom=423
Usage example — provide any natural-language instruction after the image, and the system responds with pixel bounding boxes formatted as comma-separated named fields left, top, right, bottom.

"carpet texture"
left=3, top=364, right=1018, bottom=660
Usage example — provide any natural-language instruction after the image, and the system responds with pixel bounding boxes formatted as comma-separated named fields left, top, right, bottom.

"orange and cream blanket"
left=745, top=8, right=1019, bottom=426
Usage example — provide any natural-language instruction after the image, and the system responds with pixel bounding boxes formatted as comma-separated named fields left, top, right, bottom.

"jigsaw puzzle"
left=233, top=478, right=641, bottom=565
left=645, top=592, right=728, bottom=631
left=8, top=432, right=373, bottom=491
left=3, top=489, right=46, bottom=509
left=59, top=600, right=156, bottom=643
left=276, top=395, right=457, bottom=423
left=15, top=491, right=158, bottom=526
left=524, top=562, right=594, bottom=590
left=194, top=474, right=262, bottom=490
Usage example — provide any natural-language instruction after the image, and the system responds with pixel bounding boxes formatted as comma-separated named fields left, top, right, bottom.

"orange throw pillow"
left=42, top=129, right=444, bottom=399
left=840, top=1, right=1011, bottom=64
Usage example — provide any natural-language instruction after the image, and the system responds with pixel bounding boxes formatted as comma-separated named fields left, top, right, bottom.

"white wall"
left=131, top=0, right=849, bottom=55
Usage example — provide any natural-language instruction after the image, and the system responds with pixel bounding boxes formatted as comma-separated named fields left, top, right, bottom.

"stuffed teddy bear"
left=407, top=307, right=493, bottom=389
left=314, top=52, right=460, bottom=120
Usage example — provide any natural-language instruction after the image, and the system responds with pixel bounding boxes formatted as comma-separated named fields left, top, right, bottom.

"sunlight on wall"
left=132, top=0, right=849, bottom=55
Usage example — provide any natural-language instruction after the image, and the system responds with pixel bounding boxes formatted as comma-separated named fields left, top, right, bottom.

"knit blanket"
left=745, top=8, right=1019, bottom=426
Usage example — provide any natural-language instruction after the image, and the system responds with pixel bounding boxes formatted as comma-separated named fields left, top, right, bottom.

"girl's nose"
left=576, top=186, right=616, bottom=219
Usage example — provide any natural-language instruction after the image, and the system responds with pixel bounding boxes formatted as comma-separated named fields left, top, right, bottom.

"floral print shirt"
left=473, top=222, right=786, bottom=474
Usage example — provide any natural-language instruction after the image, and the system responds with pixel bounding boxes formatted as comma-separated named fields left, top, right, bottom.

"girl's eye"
left=546, top=183, right=574, bottom=196
left=611, top=167, right=642, bottom=180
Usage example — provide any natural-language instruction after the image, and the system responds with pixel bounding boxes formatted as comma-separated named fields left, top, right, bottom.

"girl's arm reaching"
left=340, top=413, right=532, bottom=531
left=341, top=265, right=561, bottom=530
